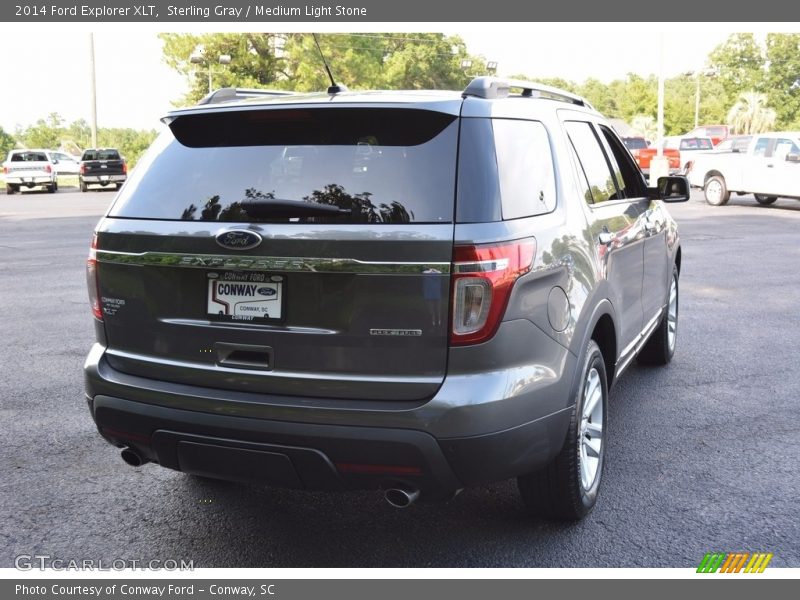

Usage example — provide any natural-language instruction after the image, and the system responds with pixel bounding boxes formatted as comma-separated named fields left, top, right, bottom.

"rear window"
left=680, top=138, right=713, bottom=150
left=82, top=149, right=121, bottom=161
left=622, top=137, right=648, bottom=150
left=11, top=152, right=48, bottom=162
left=109, top=108, right=458, bottom=224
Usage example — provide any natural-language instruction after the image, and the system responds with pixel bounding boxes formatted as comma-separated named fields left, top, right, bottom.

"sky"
left=0, top=24, right=782, bottom=133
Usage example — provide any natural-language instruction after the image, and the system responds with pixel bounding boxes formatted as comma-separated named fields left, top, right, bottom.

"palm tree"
left=726, top=91, right=777, bottom=134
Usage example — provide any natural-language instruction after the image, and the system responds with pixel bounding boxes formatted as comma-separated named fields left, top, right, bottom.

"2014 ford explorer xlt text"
left=84, top=78, right=689, bottom=520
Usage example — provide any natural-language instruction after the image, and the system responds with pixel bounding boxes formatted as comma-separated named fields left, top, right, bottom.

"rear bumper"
left=82, top=175, right=126, bottom=183
left=6, top=175, right=54, bottom=186
left=84, top=318, right=576, bottom=495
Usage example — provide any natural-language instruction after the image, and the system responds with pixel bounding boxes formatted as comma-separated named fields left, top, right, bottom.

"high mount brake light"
left=450, top=239, right=536, bottom=346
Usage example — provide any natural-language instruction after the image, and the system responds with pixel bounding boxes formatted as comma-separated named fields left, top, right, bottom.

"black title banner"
left=2, top=0, right=800, bottom=22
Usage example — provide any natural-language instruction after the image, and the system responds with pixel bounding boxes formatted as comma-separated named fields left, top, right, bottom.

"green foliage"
left=97, top=128, right=158, bottom=166
left=707, top=33, right=765, bottom=100
left=0, top=126, right=16, bottom=160
left=13, top=113, right=157, bottom=167
left=160, top=33, right=483, bottom=104
left=764, top=34, right=800, bottom=129
left=727, top=92, right=776, bottom=134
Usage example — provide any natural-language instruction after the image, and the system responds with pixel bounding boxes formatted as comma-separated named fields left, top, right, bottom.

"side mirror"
left=648, top=175, right=690, bottom=202
left=51, top=158, right=59, bottom=164
left=786, top=153, right=800, bottom=163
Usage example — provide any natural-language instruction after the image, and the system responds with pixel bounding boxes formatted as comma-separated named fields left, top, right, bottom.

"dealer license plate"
left=207, top=272, right=284, bottom=321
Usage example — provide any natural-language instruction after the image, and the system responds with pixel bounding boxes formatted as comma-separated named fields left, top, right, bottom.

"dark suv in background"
left=84, top=78, right=688, bottom=519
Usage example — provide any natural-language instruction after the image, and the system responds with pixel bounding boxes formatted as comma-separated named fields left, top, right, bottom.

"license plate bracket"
left=207, top=271, right=284, bottom=322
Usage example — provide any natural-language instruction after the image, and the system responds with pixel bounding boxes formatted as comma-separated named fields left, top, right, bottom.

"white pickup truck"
left=685, top=131, right=800, bottom=206
left=3, top=149, right=58, bottom=194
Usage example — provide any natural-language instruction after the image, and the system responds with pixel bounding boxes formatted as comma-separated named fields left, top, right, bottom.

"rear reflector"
left=87, top=234, right=103, bottom=320
left=450, top=239, right=535, bottom=346
left=335, top=463, right=422, bottom=476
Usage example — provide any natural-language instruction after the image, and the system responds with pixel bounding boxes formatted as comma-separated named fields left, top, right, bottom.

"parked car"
left=685, top=131, right=800, bottom=205
left=662, top=136, right=714, bottom=173
left=46, top=150, right=81, bottom=175
left=2, top=149, right=58, bottom=194
left=685, top=124, right=729, bottom=146
left=710, top=135, right=752, bottom=153
left=84, top=80, right=688, bottom=520
left=630, top=141, right=681, bottom=174
left=79, top=148, right=127, bottom=192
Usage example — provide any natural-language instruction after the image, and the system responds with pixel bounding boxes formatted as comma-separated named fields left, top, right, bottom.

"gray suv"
left=84, top=77, right=688, bottom=519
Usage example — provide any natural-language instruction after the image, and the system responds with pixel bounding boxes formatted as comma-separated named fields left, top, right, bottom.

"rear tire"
left=754, top=194, right=777, bottom=205
left=80, top=179, right=88, bottom=193
left=47, top=183, right=56, bottom=193
left=704, top=175, right=730, bottom=206
left=638, top=265, right=679, bottom=366
left=5, top=184, right=15, bottom=195
left=518, top=339, right=607, bottom=520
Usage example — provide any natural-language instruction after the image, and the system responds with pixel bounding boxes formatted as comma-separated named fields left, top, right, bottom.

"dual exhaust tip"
left=120, top=448, right=422, bottom=508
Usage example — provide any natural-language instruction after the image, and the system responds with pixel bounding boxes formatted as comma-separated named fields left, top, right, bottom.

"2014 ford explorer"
left=84, top=78, right=689, bottom=520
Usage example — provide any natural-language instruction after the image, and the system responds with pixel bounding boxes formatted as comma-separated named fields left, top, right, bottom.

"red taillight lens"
left=450, top=239, right=535, bottom=346
left=2, top=166, right=8, bottom=174
left=87, top=234, right=103, bottom=320
left=44, top=164, right=52, bottom=173
left=122, top=162, right=128, bottom=175
left=79, top=163, right=86, bottom=175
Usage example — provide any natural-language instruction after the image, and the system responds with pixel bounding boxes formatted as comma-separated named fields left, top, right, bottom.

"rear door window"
left=109, top=108, right=458, bottom=224
left=565, top=121, right=621, bottom=204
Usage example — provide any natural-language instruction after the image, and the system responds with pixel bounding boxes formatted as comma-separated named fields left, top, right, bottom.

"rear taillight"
left=450, top=239, right=535, bottom=346
left=87, top=234, right=103, bottom=320
left=79, top=163, right=86, bottom=175
left=44, top=164, right=52, bottom=173
left=2, top=166, right=8, bottom=174
left=122, top=162, right=127, bottom=175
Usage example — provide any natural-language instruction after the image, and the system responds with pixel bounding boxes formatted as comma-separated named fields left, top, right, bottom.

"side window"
left=564, top=121, right=620, bottom=205
left=492, top=119, right=557, bottom=219
left=733, top=136, right=752, bottom=152
left=753, top=138, right=771, bottom=157
left=774, top=138, right=800, bottom=160
left=598, top=125, right=646, bottom=198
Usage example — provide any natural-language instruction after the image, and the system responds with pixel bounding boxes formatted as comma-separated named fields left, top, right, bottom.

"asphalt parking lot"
left=1, top=188, right=799, bottom=568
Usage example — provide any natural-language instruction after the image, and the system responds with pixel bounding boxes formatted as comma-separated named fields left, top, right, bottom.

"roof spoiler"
left=197, top=87, right=294, bottom=105
left=462, top=76, right=591, bottom=108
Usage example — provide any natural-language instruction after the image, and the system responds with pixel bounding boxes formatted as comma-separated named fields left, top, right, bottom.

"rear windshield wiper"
left=239, top=198, right=352, bottom=218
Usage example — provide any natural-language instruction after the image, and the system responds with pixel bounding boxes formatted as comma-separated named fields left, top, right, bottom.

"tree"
left=764, top=33, right=800, bottom=128
left=18, top=113, right=64, bottom=149
left=160, top=33, right=482, bottom=105
left=160, top=33, right=290, bottom=105
left=707, top=33, right=765, bottom=102
left=726, top=91, right=776, bottom=134
left=0, top=126, right=15, bottom=159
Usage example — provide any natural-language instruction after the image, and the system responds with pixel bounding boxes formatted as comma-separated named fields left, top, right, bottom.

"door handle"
left=767, top=164, right=774, bottom=168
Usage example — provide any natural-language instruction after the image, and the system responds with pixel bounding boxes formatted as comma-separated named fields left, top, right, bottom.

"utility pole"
left=89, top=33, right=98, bottom=148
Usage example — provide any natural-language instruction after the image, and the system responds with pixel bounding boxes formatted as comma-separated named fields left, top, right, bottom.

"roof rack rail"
left=462, top=76, right=590, bottom=108
left=197, top=87, right=294, bottom=105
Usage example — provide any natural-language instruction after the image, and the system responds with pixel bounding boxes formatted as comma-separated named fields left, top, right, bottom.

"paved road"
left=1, top=190, right=799, bottom=568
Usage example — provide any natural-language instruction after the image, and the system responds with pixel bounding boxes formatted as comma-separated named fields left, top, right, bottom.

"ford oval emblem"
left=215, top=229, right=262, bottom=251
left=257, top=287, right=277, bottom=297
